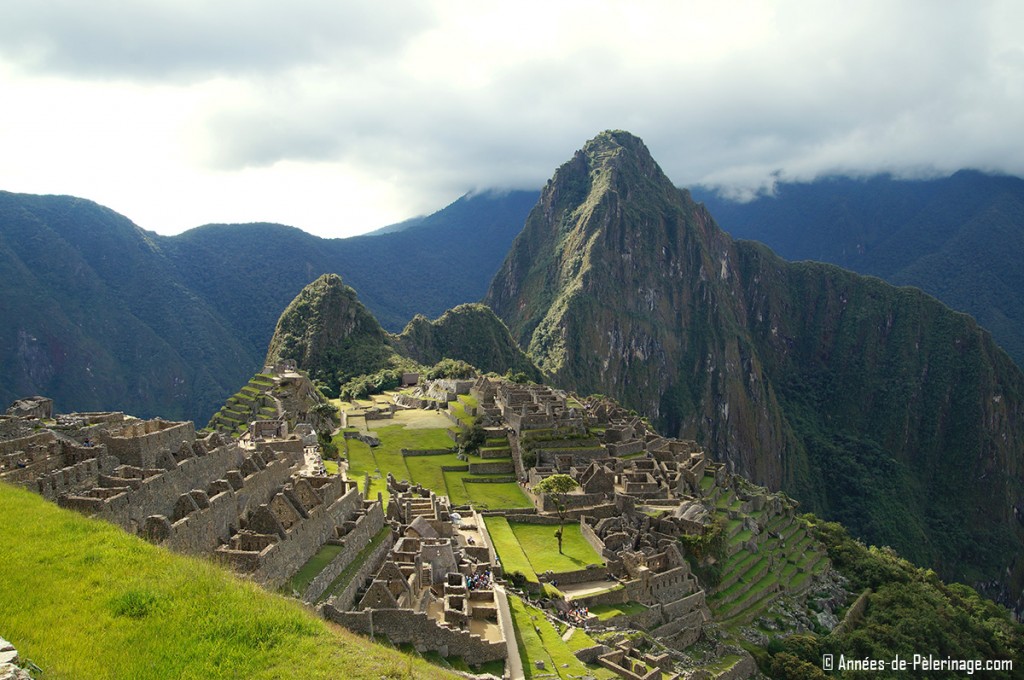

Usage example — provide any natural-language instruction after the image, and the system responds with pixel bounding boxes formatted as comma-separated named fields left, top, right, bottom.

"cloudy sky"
left=1, top=1, right=1021, bottom=238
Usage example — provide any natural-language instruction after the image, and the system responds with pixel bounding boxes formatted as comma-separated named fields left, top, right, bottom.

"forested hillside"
left=486, top=131, right=1024, bottom=606
left=693, top=171, right=1024, bottom=366
left=0, top=190, right=532, bottom=423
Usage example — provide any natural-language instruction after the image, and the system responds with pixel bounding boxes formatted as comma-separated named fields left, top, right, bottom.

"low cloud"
left=1, top=1, right=1022, bottom=236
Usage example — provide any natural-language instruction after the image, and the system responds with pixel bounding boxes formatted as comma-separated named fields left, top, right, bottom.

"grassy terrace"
left=483, top=517, right=538, bottom=583
left=287, top=543, right=343, bottom=595
left=509, top=595, right=616, bottom=679
left=317, top=527, right=393, bottom=604
left=0, top=484, right=453, bottom=680
left=484, top=518, right=604, bottom=582
left=588, top=601, right=648, bottom=621
left=336, top=410, right=530, bottom=511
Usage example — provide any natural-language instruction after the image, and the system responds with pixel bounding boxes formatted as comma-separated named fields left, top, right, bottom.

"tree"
left=534, top=474, right=579, bottom=554
left=459, top=420, right=487, bottom=456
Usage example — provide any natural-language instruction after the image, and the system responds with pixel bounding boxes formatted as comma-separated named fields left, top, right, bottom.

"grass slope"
left=0, top=483, right=454, bottom=680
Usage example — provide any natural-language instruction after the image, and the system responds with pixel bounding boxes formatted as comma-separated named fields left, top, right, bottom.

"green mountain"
left=0, top=191, right=253, bottom=423
left=265, top=273, right=395, bottom=385
left=692, top=172, right=1024, bottom=367
left=263, top=274, right=540, bottom=396
left=390, top=303, right=542, bottom=382
left=0, top=191, right=533, bottom=424
left=485, top=131, right=1024, bottom=605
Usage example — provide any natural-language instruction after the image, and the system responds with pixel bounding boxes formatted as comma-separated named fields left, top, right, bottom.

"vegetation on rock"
left=484, top=130, right=1024, bottom=605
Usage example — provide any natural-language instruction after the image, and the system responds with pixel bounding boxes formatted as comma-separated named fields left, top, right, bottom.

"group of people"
left=565, top=603, right=590, bottom=626
left=466, top=568, right=492, bottom=591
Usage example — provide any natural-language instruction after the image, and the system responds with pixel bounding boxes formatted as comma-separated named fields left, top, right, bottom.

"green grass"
left=448, top=401, right=474, bottom=427
left=336, top=417, right=530, bottom=511
left=442, top=470, right=473, bottom=506
left=508, top=595, right=616, bottom=679
left=404, top=453, right=463, bottom=493
left=317, top=527, right=393, bottom=604
left=483, top=517, right=538, bottom=583
left=588, top=601, right=648, bottom=621
left=462, top=480, right=532, bottom=510
left=287, top=543, right=342, bottom=595
left=510, top=522, right=605, bottom=574
left=0, top=483, right=453, bottom=680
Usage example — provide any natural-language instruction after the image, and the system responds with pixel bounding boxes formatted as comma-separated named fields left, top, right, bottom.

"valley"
left=2, top=130, right=1024, bottom=679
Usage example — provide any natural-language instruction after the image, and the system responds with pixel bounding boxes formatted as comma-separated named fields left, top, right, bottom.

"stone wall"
left=647, top=566, right=694, bottom=604
left=0, top=431, right=54, bottom=457
left=468, top=461, right=514, bottom=475
left=252, top=486, right=365, bottom=588
left=539, top=491, right=607, bottom=512
left=662, top=590, right=705, bottom=619
left=303, top=502, right=386, bottom=603
left=152, top=451, right=301, bottom=556
left=324, top=608, right=506, bottom=665
left=580, top=519, right=607, bottom=557
left=101, top=443, right=254, bottom=531
left=536, top=447, right=606, bottom=466
left=102, top=420, right=195, bottom=469
left=323, top=531, right=395, bottom=611
left=541, top=565, right=608, bottom=584
left=402, top=448, right=455, bottom=457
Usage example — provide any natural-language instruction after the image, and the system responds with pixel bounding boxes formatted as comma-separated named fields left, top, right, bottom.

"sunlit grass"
left=0, top=483, right=454, bottom=680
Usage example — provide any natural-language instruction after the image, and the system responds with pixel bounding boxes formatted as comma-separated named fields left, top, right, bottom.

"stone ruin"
left=322, top=480, right=509, bottom=667
left=0, top=391, right=384, bottom=594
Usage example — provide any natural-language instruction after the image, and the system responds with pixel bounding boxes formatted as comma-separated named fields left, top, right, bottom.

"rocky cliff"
left=485, top=130, right=1024, bottom=602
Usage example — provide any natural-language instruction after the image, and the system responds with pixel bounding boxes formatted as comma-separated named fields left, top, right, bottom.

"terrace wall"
left=324, top=608, right=506, bottom=665
left=303, top=503, right=386, bottom=603
left=323, top=531, right=395, bottom=611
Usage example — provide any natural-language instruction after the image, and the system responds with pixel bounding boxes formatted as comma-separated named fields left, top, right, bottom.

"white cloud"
left=0, top=0, right=1022, bottom=237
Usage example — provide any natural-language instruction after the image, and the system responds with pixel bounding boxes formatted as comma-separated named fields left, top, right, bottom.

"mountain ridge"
left=485, top=130, right=1024, bottom=605
left=693, top=170, right=1024, bottom=366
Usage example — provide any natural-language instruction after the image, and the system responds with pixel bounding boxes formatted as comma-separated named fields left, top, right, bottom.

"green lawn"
left=448, top=401, right=474, bottom=427
left=483, top=517, right=538, bottom=583
left=508, top=595, right=616, bottom=679
left=0, top=483, right=454, bottom=680
left=588, top=601, right=648, bottom=621
left=510, top=522, right=605, bottom=574
left=404, top=453, right=463, bottom=493
left=462, top=481, right=532, bottom=510
left=337, top=435, right=394, bottom=507
left=332, top=416, right=530, bottom=511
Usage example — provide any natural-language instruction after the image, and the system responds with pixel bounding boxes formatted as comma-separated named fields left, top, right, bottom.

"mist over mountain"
left=692, top=171, right=1024, bottom=367
left=485, top=131, right=1024, bottom=601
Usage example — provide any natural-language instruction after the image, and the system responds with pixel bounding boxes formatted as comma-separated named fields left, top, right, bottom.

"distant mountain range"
left=692, top=171, right=1024, bottom=367
left=4, top=136, right=1024, bottom=609
left=485, top=131, right=1024, bottom=605
left=0, top=189, right=534, bottom=424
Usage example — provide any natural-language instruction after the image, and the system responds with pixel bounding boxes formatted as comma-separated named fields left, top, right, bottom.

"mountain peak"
left=549, top=130, right=670, bottom=203
left=264, top=273, right=392, bottom=388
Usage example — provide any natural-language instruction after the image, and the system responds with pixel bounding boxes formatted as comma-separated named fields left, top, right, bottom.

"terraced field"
left=334, top=404, right=530, bottom=511
left=704, top=481, right=830, bottom=628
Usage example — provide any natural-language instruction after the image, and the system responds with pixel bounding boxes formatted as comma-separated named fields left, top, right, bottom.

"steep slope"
left=0, top=189, right=532, bottom=425
left=264, top=273, right=397, bottom=392
left=0, top=482, right=455, bottom=679
left=263, top=276, right=542, bottom=395
left=389, top=303, right=542, bottom=381
left=693, top=171, right=1024, bottom=366
left=0, top=191, right=253, bottom=424
left=485, top=131, right=1024, bottom=601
